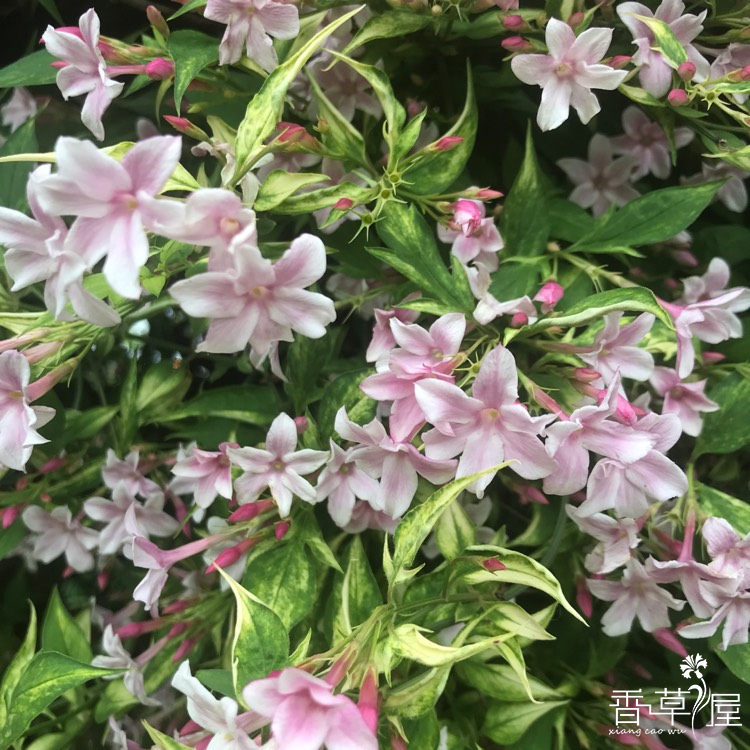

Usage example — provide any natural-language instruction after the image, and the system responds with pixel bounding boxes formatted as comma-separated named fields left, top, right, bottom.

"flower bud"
left=172, top=636, right=198, bottom=662
left=574, top=367, right=602, bottom=383
left=576, top=578, right=593, bottom=618
left=510, top=312, right=528, bottom=328
left=677, top=61, right=696, bottom=81
left=333, top=198, right=354, bottom=211
left=275, top=521, right=291, bottom=541
left=533, top=280, right=564, bottom=313
left=606, top=55, right=632, bottom=69
left=406, top=98, right=426, bottom=117
left=117, top=619, right=162, bottom=638
left=652, top=627, right=688, bottom=657
left=452, top=199, right=483, bottom=237
left=358, top=669, right=380, bottom=734
left=146, top=5, right=170, bottom=38
left=701, top=351, right=725, bottom=364
left=97, top=571, right=109, bottom=591
left=482, top=557, right=507, bottom=571
left=503, top=14, right=524, bottom=30
left=180, top=720, right=203, bottom=737
left=430, top=136, right=464, bottom=152
left=501, top=36, right=532, bottom=52
left=670, top=249, right=698, bottom=267
left=163, top=115, right=208, bottom=140
left=667, top=88, right=689, bottom=106
left=294, top=416, right=309, bottom=434
left=168, top=622, right=189, bottom=639
left=567, top=11, right=585, bottom=29
left=1, top=505, right=20, bottom=529
left=227, top=500, right=275, bottom=523
left=145, top=57, right=174, bottom=80
left=39, top=456, right=67, bottom=474
left=275, top=121, right=322, bottom=152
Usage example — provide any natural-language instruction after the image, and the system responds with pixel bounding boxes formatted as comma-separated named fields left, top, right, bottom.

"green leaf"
left=317, top=369, right=376, bottom=440
left=488, top=263, right=539, bottom=303
left=167, top=0, right=208, bottom=20
left=574, top=182, right=723, bottom=250
left=0, top=603, right=36, bottom=727
left=0, top=117, right=38, bottom=210
left=158, top=385, right=280, bottom=426
left=327, top=536, right=382, bottom=642
left=234, top=7, right=361, bottom=182
left=483, top=701, right=567, bottom=745
left=254, top=170, right=329, bottom=212
left=372, top=201, right=473, bottom=312
left=308, top=73, right=369, bottom=165
left=0, top=518, right=28, bottom=561
left=390, top=465, right=508, bottom=587
left=383, top=667, right=451, bottom=718
left=714, top=640, right=750, bottom=686
left=391, top=109, right=428, bottom=164
left=267, top=181, right=375, bottom=213
left=38, top=0, right=64, bottom=23
left=342, top=11, right=431, bottom=54
left=462, top=545, right=586, bottom=624
left=548, top=198, right=596, bottom=243
left=435, top=499, right=476, bottom=560
left=619, top=82, right=667, bottom=108
left=0, top=653, right=117, bottom=749
left=136, top=359, right=192, bottom=417
left=405, top=64, right=477, bottom=195
left=167, top=30, right=220, bottom=112
left=327, top=52, right=406, bottom=148
left=513, top=287, right=672, bottom=342
left=697, top=483, right=750, bottom=534
left=143, top=722, right=193, bottom=750
left=243, top=543, right=316, bottom=630
left=0, top=50, right=58, bottom=89
left=500, top=126, right=549, bottom=258
left=632, top=14, right=688, bottom=67
left=196, top=669, right=236, bottom=699
left=457, top=661, right=563, bottom=703
left=695, top=374, right=750, bottom=457
left=41, top=589, right=92, bottom=663
left=63, top=406, right=118, bottom=444
left=215, top=569, right=289, bottom=698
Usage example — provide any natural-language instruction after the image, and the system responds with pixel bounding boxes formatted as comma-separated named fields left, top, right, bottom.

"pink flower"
left=709, top=43, right=750, bottom=103
left=566, top=506, right=640, bottom=574
left=510, top=18, right=627, bottom=131
left=0, top=88, right=37, bottom=132
left=102, top=449, right=161, bottom=497
left=587, top=558, right=685, bottom=636
left=649, top=367, right=718, bottom=437
left=171, top=442, right=236, bottom=520
left=581, top=413, right=688, bottom=518
left=334, top=408, right=457, bottom=518
left=242, top=667, right=378, bottom=750
left=147, top=188, right=257, bottom=257
left=36, top=135, right=182, bottom=299
left=366, top=305, right=419, bottom=363
left=576, top=312, right=655, bottom=384
left=42, top=9, right=124, bottom=140
left=205, top=0, right=300, bottom=71
left=684, top=161, right=749, bottom=212
left=679, top=578, right=750, bottom=649
left=0, top=350, right=56, bottom=471
left=437, top=199, right=503, bottom=271
left=308, top=59, right=381, bottom=122
left=169, top=231, right=335, bottom=369
left=172, top=661, right=265, bottom=749
left=84, top=484, right=179, bottom=556
left=703, top=517, right=750, bottom=582
left=557, top=135, right=640, bottom=217
left=0, top=165, right=120, bottom=327
left=469, top=263, right=537, bottom=324
left=314, top=441, right=380, bottom=528
left=228, top=413, right=328, bottom=517
left=360, top=313, right=466, bottom=442
left=661, top=258, right=750, bottom=378
left=617, top=0, right=709, bottom=98
left=533, top=280, right=564, bottom=313
left=415, top=345, right=556, bottom=496
left=22, top=505, right=99, bottom=572
left=610, top=107, right=693, bottom=179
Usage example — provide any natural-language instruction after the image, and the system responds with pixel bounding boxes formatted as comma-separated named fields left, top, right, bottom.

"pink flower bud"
left=431, top=135, right=464, bottom=152
left=574, top=367, right=602, bottom=383
left=533, top=280, right=564, bottom=313
left=606, top=55, right=632, bottom=69
left=664, top=277, right=679, bottom=291
left=516, top=485, right=548, bottom=505
left=117, top=619, right=161, bottom=638
left=406, top=98, right=426, bottom=117
left=227, top=500, right=275, bottom=523
left=482, top=557, right=507, bottom=571
left=275, top=122, right=322, bottom=152
left=63, top=566, right=74, bottom=579
left=97, top=571, right=109, bottom=591
left=677, top=61, right=697, bottom=81
left=652, top=628, right=688, bottom=657
left=567, top=11, right=585, bottom=28
left=469, top=187, right=503, bottom=200
left=701, top=351, right=725, bottom=363
left=333, top=198, right=354, bottom=211
left=275, top=521, right=291, bottom=541
left=22, top=341, right=63, bottom=364
left=38, top=456, right=66, bottom=475
left=510, top=312, right=528, bottom=328
left=146, top=5, right=170, bottom=38
left=162, top=115, right=208, bottom=140
left=293, top=416, right=309, bottom=434
left=391, top=736, right=408, bottom=750
left=630, top=662, right=652, bottom=680
left=576, top=578, right=593, bottom=618
left=2, top=505, right=20, bottom=529
left=503, top=14, right=524, bottom=30
left=40, top=492, right=52, bottom=503
left=163, top=599, right=192, bottom=615
left=667, top=88, right=689, bottom=106
left=742, top=65, right=750, bottom=81
left=145, top=57, right=174, bottom=80
left=358, top=669, right=380, bottom=734
left=670, top=249, right=698, bottom=267
left=15, top=478, right=28, bottom=490
left=180, top=720, right=203, bottom=737
left=25, top=359, right=79, bottom=402
left=501, top=35, right=531, bottom=52
left=172, top=636, right=198, bottom=662
left=205, top=537, right=257, bottom=573
left=168, top=622, right=188, bottom=639
left=629, top=266, right=645, bottom=279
